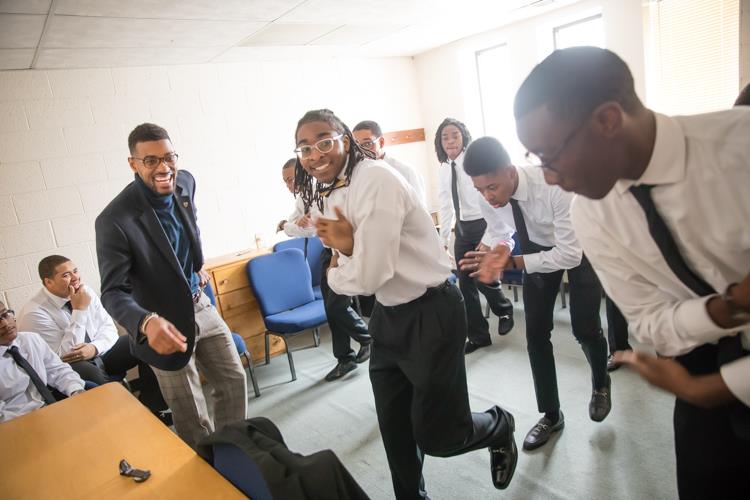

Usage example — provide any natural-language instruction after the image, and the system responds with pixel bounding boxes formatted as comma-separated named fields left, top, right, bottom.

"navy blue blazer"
left=95, top=170, right=204, bottom=371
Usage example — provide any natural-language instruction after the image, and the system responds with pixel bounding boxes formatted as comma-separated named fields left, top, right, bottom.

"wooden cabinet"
left=204, top=248, right=286, bottom=363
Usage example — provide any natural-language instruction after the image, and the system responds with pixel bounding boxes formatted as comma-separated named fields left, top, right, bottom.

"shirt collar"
left=615, top=112, right=687, bottom=194
left=446, top=150, right=464, bottom=167
left=512, top=165, right=529, bottom=202
left=42, top=286, right=70, bottom=309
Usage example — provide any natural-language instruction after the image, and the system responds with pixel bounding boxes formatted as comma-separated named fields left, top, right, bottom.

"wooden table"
left=0, top=384, right=246, bottom=499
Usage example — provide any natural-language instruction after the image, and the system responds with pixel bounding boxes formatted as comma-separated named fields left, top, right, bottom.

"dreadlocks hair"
left=293, top=109, right=375, bottom=212
left=434, top=117, right=472, bottom=164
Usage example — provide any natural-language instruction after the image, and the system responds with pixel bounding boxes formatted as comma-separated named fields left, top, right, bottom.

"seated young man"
left=18, top=255, right=167, bottom=416
left=1, top=301, right=85, bottom=422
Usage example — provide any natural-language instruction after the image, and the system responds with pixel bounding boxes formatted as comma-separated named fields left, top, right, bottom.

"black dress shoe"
left=355, top=344, right=371, bottom=364
left=523, top=412, right=565, bottom=451
left=497, top=315, right=514, bottom=336
left=607, top=354, right=621, bottom=372
left=464, top=340, right=491, bottom=354
left=489, top=410, right=517, bottom=489
left=324, top=360, right=357, bottom=381
left=590, top=375, right=612, bottom=422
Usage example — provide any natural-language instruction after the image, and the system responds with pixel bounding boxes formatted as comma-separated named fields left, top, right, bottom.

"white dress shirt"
left=437, top=151, right=484, bottom=245
left=327, top=158, right=452, bottom=306
left=479, top=166, right=582, bottom=273
left=570, top=109, right=750, bottom=406
left=283, top=195, right=316, bottom=238
left=383, top=154, right=427, bottom=206
left=1, top=331, right=84, bottom=422
left=18, top=285, right=119, bottom=357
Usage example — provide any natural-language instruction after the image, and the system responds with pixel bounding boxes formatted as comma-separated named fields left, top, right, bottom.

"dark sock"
left=544, top=411, right=560, bottom=423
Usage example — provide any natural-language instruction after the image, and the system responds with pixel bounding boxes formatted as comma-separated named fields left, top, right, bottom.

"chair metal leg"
left=512, top=286, right=518, bottom=302
left=264, top=333, right=270, bottom=365
left=282, top=336, right=297, bottom=381
left=243, top=352, right=260, bottom=398
left=313, top=328, right=320, bottom=347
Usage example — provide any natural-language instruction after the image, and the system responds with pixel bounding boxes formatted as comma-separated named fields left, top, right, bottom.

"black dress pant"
left=369, top=282, right=513, bottom=499
left=453, top=219, right=513, bottom=345
left=604, top=295, right=631, bottom=354
left=523, top=255, right=609, bottom=413
left=69, top=335, right=167, bottom=413
left=320, top=248, right=371, bottom=363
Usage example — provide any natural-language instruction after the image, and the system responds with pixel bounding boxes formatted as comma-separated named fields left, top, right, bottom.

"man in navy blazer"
left=95, top=123, right=247, bottom=449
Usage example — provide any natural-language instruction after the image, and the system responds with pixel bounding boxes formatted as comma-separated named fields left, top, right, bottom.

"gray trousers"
left=152, top=292, right=248, bottom=449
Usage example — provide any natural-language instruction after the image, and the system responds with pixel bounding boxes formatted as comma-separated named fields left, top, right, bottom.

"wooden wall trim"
left=382, top=128, right=425, bottom=146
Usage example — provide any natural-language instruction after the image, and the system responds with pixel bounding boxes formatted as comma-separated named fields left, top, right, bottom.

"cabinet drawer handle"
left=219, top=279, right=229, bottom=286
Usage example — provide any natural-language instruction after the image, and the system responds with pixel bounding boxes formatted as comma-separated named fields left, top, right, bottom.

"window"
left=553, top=14, right=605, bottom=50
left=644, top=0, right=739, bottom=114
left=475, top=43, right=525, bottom=162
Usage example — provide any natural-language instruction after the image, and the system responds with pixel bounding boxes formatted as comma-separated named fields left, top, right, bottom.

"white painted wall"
left=0, top=56, right=429, bottom=309
left=414, top=0, right=646, bottom=198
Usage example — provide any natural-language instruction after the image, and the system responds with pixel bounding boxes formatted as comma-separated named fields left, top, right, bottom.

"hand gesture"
left=198, top=268, right=211, bottom=288
left=316, top=207, right=354, bottom=256
left=297, top=213, right=313, bottom=228
left=69, top=284, right=91, bottom=311
left=61, top=343, right=97, bottom=363
left=144, top=316, right=188, bottom=355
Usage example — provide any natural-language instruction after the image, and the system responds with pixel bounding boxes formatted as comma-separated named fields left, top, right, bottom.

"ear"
left=128, top=157, right=137, bottom=173
left=592, top=102, right=624, bottom=138
left=378, top=136, right=385, bottom=149
left=343, top=134, right=350, bottom=153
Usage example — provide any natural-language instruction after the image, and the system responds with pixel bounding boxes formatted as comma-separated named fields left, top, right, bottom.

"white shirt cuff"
left=720, top=356, right=750, bottom=407
left=674, top=295, right=746, bottom=344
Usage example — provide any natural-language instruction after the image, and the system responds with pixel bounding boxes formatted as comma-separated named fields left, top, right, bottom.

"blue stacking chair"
left=212, top=443, right=273, bottom=500
left=203, top=283, right=261, bottom=398
left=247, top=248, right=327, bottom=382
left=273, top=236, right=325, bottom=300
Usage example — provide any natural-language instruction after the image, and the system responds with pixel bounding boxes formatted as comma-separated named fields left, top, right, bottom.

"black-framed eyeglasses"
left=130, top=153, right=179, bottom=169
left=294, top=134, right=343, bottom=159
left=356, top=136, right=381, bottom=150
left=0, top=309, right=15, bottom=322
left=524, top=115, right=589, bottom=171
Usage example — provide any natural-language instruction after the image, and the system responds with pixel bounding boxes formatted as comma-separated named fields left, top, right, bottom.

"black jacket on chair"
left=198, top=417, right=370, bottom=500
left=95, top=170, right=203, bottom=371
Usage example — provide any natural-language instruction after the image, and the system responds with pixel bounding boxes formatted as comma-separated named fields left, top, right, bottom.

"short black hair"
left=463, top=137, right=512, bottom=177
left=434, top=118, right=472, bottom=163
left=38, top=255, right=70, bottom=281
left=282, top=158, right=296, bottom=171
left=514, top=46, right=642, bottom=123
left=353, top=120, right=383, bottom=137
left=128, top=123, right=171, bottom=155
left=735, top=83, right=750, bottom=106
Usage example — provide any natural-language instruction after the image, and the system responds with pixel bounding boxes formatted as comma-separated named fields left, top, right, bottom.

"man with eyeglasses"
left=1, top=302, right=85, bottom=422
left=352, top=120, right=427, bottom=205
left=95, top=123, right=247, bottom=449
left=459, top=136, right=611, bottom=451
left=513, top=46, right=750, bottom=499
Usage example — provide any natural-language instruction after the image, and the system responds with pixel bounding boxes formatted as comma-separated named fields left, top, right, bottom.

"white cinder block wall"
left=0, top=57, right=431, bottom=310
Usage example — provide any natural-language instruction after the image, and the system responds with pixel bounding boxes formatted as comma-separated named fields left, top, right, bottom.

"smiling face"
left=128, top=139, right=178, bottom=195
left=0, top=302, right=17, bottom=347
left=352, top=129, right=385, bottom=159
left=295, top=121, right=350, bottom=184
left=43, top=260, right=80, bottom=298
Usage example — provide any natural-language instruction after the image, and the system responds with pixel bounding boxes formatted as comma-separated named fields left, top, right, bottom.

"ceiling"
left=0, top=0, right=576, bottom=70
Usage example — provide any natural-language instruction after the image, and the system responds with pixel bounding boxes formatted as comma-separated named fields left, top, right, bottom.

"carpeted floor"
left=236, top=296, right=678, bottom=500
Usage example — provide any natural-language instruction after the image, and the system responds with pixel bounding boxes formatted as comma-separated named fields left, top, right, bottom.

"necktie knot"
left=8, top=344, right=57, bottom=405
left=63, top=301, right=72, bottom=313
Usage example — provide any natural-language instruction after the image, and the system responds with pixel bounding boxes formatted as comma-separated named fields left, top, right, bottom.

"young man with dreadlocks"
left=292, top=117, right=372, bottom=383
left=278, top=158, right=315, bottom=237
left=435, top=118, right=515, bottom=354
left=298, top=109, right=517, bottom=498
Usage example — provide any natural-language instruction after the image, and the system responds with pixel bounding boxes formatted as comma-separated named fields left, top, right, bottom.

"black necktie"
left=629, top=184, right=744, bottom=364
left=509, top=199, right=529, bottom=252
left=63, top=301, right=91, bottom=343
left=8, top=345, right=57, bottom=405
left=450, top=161, right=461, bottom=223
